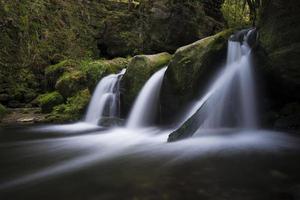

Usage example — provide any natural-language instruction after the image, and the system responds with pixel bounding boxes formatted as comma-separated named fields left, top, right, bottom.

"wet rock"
left=98, top=117, right=125, bottom=127
left=121, top=52, right=171, bottom=116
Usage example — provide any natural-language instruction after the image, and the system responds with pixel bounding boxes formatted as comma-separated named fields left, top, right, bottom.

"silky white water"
left=85, top=69, right=126, bottom=124
left=180, top=29, right=258, bottom=130
left=127, top=67, right=167, bottom=128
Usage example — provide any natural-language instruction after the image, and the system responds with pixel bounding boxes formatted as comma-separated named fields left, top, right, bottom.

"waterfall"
left=126, top=67, right=167, bottom=128
left=182, top=29, right=258, bottom=130
left=85, top=69, right=126, bottom=125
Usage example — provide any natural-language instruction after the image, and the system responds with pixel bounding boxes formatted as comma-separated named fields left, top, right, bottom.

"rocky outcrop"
left=255, top=0, right=300, bottom=131
left=121, top=52, right=171, bottom=115
left=98, top=0, right=225, bottom=57
left=161, top=29, right=233, bottom=122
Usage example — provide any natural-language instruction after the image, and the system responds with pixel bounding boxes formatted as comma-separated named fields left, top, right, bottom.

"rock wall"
left=255, top=0, right=300, bottom=131
left=98, top=0, right=225, bottom=57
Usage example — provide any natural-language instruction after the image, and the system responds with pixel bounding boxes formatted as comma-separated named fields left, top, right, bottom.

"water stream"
left=85, top=69, right=126, bottom=125
left=127, top=67, right=167, bottom=128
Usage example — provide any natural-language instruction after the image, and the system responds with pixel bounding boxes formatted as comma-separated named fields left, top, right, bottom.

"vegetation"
left=36, top=91, right=64, bottom=113
left=222, top=0, right=261, bottom=27
left=47, top=89, right=91, bottom=122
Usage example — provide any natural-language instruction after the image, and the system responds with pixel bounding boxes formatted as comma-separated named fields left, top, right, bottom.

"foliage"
left=222, top=0, right=251, bottom=27
left=221, top=0, right=261, bottom=27
left=36, top=91, right=64, bottom=113
left=48, top=89, right=91, bottom=122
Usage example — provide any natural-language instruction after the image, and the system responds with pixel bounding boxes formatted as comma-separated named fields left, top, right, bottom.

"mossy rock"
left=121, top=52, right=172, bottom=115
left=254, top=0, right=300, bottom=130
left=55, top=70, right=87, bottom=99
left=0, top=103, right=8, bottom=119
left=45, top=60, right=79, bottom=90
left=80, top=57, right=130, bottom=91
left=36, top=91, right=64, bottom=113
left=47, top=89, right=91, bottom=123
left=161, top=29, right=233, bottom=122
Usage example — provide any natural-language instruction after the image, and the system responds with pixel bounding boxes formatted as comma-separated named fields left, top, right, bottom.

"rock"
left=45, top=60, right=79, bottom=90
left=36, top=91, right=65, bottom=113
left=121, top=52, right=171, bottom=115
left=98, top=0, right=225, bottom=57
left=55, top=70, right=87, bottom=99
left=274, top=103, right=300, bottom=131
left=17, top=117, right=35, bottom=123
left=161, top=29, right=233, bottom=122
left=98, top=117, right=125, bottom=127
left=80, top=57, right=129, bottom=91
left=47, top=89, right=91, bottom=123
left=254, top=0, right=300, bottom=130
left=0, top=94, right=9, bottom=103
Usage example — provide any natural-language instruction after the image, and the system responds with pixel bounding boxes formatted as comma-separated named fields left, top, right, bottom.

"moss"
left=121, top=52, right=172, bottom=115
left=45, top=60, right=79, bottom=90
left=0, top=104, right=8, bottom=119
left=36, top=91, right=64, bottom=113
left=55, top=70, right=87, bottom=98
left=47, top=89, right=91, bottom=122
left=80, top=57, right=129, bottom=90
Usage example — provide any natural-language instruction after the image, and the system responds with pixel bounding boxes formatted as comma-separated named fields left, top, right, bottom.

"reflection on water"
left=0, top=125, right=300, bottom=200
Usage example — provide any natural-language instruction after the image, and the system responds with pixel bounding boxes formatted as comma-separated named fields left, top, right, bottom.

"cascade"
left=84, top=69, right=126, bottom=125
left=182, top=29, right=258, bottom=129
left=126, top=67, right=167, bottom=128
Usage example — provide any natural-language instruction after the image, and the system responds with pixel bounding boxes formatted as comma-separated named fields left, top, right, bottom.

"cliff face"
left=256, top=0, right=300, bottom=131
left=98, top=0, right=225, bottom=57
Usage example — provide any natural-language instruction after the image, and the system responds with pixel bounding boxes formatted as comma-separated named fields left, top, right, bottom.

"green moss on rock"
left=45, top=60, right=79, bottom=90
left=80, top=57, right=129, bottom=91
left=121, top=52, right=172, bottom=115
left=55, top=70, right=87, bottom=99
left=37, top=91, right=64, bottom=113
left=47, top=89, right=91, bottom=123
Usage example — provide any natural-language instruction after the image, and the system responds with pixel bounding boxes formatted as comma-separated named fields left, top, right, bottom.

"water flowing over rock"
left=126, top=67, right=167, bottom=128
left=121, top=53, right=171, bottom=116
left=161, top=30, right=233, bottom=123
left=169, top=29, right=258, bottom=141
left=85, top=69, right=126, bottom=125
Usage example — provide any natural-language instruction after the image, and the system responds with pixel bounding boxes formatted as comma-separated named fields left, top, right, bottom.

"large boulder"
left=80, top=57, right=130, bottom=91
left=161, top=29, right=233, bottom=122
left=55, top=70, right=87, bottom=99
left=254, top=0, right=300, bottom=131
left=45, top=60, right=79, bottom=91
left=121, top=52, right=171, bottom=115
